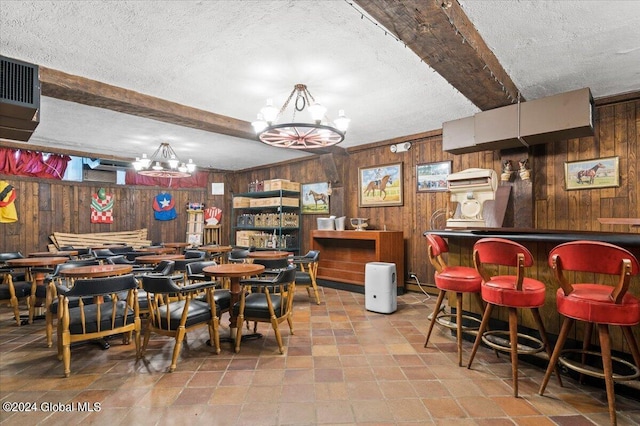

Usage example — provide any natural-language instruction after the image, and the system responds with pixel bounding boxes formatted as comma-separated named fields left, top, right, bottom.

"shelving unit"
left=186, top=210, right=204, bottom=246
left=232, top=190, right=301, bottom=253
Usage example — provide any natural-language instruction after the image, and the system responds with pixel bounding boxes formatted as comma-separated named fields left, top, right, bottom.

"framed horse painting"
left=301, top=182, right=330, bottom=214
left=564, top=156, right=619, bottom=190
left=358, top=163, right=403, bottom=207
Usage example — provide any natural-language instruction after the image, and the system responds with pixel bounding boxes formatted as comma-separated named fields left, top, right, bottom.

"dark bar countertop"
left=428, top=228, right=640, bottom=247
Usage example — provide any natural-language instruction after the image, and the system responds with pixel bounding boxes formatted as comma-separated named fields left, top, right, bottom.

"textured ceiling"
left=1, top=1, right=639, bottom=171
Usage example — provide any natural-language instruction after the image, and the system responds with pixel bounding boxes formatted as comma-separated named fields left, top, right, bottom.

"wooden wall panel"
left=1, top=97, right=637, bottom=296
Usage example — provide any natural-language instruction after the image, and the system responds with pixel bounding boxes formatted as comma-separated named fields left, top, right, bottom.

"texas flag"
left=153, top=193, right=177, bottom=221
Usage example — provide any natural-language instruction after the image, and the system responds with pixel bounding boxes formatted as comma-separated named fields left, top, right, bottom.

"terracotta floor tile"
left=0, top=287, right=637, bottom=425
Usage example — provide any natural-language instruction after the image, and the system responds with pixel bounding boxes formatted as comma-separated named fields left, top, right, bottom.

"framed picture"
left=416, top=160, right=452, bottom=192
left=358, top=162, right=403, bottom=207
left=301, top=182, right=330, bottom=214
left=564, top=156, right=620, bottom=190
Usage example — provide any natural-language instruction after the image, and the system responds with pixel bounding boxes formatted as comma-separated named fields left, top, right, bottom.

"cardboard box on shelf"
left=233, top=197, right=251, bottom=208
left=249, top=197, right=299, bottom=208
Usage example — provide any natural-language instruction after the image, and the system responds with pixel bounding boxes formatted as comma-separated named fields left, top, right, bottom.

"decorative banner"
left=90, top=187, right=114, bottom=224
left=204, top=206, right=222, bottom=225
left=0, top=180, right=18, bottom=223
left=153, top=192, right=176, bottom=221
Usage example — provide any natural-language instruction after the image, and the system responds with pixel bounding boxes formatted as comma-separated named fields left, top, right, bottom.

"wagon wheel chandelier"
left=251, top=84, right=350, bottom=149
left=132, top=142, right=196, bottom=178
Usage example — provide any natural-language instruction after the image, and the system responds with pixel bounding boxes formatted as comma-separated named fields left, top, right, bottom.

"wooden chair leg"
left=508, top=307, right=519, bottom=397
left=424, top=290, right=445, bottom=348
left=540, top=317, right=574, bottom=395
left=467, top=303, right=493, bottom=369
left=597, top=324, right=617, bottom=426
left=170, top=326, right=186, bottom=373
left=455, top=292, right=463, bottom=367
left=141, top=327, right=152, bottom=357
left=621, top=326, right=640, bottom=369
left=10, top=295, right=21, bottom=326
left=235, top=313, right=244, bottom=353
left=271, top=316, right=284, bottom=354
left=580, top=322, right=594, bottom=384
left=531, top=307, right=563, bottom=387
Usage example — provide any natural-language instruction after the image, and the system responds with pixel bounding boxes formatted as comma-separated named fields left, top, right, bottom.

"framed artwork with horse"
left=301, top=182, right=330, bottom=214
left=564, top=156, right=619, bottom=190
left=358, top=162, right=403, bottom=207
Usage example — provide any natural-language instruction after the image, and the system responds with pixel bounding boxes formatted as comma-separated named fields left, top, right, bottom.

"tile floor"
left=1, top=287, right=639, bottom=425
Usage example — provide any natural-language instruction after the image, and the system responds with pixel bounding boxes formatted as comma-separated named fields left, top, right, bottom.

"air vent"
left=0, top=56, right=40, bottom=141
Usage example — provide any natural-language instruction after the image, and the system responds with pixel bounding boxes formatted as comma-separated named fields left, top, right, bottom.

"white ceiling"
left=1, top=1, right=639, bottom=171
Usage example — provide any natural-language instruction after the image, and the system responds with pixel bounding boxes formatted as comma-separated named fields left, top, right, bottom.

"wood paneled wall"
left=1, top=96, right=638, bottom=293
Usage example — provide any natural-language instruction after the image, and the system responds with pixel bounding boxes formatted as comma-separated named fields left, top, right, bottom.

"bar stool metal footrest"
left=559, top=349, right=640, bottom=381
left=481, top=330, right=545, bottom=355
left=435, top=313, right=481, bottom=334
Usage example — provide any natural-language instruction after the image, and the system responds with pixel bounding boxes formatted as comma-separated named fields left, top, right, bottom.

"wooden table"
left=29, top=250, right=78, bottom=258
left=135, top=254, right=184, bottom=265
left=136, top=247, right=175, bottom=254
left=203, top=263, right=265, bottom=339
left=6, top=256, right=69, bottom=284
left=199, top=245, right=233, bottom=262
left=162, top=242, right=191, bottom=253
left=248, top=250, right=292, bottom=259
left=59, top=264, right=133, bottom=279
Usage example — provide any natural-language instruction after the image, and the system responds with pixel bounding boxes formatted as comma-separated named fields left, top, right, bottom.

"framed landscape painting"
left=301, top=182, right=330, bottom=214
left=358, top=163, right=403, bottom=207
left=564, top=156, right=619, bottom=190
left=416, top=161, right=452, bottom=192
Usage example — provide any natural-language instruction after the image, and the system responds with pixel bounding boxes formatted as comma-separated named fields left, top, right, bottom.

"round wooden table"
left=248, top=250, right=292, bottom=259
left=137, top=247, right=175, bottom=254
left=135, top=254, right=184, bottom=265
left=6, top=256, right=70, bottom=283
left=29, top=250, right=78, bottom=258
left=59, top=264, right=133, bottom=278
left=199, top=245, right=232, bottom=262
left=203, top=263, right=265, bottom=339
left=162, top=242, right=191, bottom=253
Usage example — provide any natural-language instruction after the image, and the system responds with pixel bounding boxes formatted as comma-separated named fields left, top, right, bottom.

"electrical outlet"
left=408, top=272, right=417, bottom=279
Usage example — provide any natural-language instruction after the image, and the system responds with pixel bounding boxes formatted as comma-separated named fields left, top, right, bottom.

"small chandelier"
left=252, top=84, right=350, bottom=149
left=132, top=142, right=196, bottom=178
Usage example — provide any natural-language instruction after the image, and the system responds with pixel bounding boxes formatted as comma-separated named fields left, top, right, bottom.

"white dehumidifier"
left=364, top=262, right=397, bottom=314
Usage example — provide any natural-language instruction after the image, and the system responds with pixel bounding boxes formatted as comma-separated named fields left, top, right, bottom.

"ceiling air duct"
left=0, top=56, right=40, bottom=142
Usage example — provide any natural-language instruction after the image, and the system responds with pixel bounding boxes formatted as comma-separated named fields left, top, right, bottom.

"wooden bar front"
left=311, top=230, right=404, bottom=288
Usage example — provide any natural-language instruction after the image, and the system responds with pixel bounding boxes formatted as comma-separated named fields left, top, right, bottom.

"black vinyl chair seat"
left=0, top=278, right=31, bottom=299
left=233, top=293, right=286, bottom=320
left=155, top=299, right=215, bottom=329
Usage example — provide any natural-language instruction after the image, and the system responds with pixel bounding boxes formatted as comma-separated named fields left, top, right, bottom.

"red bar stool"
left=423, top=233, right=483, bottom=366
left=466, top=237, right=561, bottom=397
left=539, top=241, right=640, bottom=426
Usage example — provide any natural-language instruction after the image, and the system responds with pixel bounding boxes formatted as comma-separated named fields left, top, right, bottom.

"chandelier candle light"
left=252, top=84, right=350, bottom=149
left=132, top=142, right=196, bottom=178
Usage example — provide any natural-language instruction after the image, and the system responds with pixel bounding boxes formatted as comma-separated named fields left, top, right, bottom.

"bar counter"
left=427, top=228, right=639, bottom=356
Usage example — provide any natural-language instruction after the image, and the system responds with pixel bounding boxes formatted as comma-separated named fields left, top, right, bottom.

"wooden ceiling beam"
left=353, top=0, right=522, bottom=110
left=38, top=66, right=347, bottom=157
left=39, top=66, right=257, bottom=140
